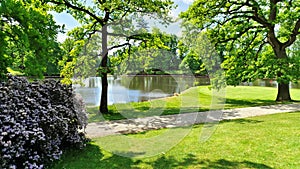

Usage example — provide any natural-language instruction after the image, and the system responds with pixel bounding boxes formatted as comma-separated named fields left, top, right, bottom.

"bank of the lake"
left=75, top=75, right=300, bottom=107
left=88, top=85, right=300, bottom=122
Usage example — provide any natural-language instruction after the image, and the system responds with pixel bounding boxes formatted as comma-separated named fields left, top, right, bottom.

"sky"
left=52, top=0, right=194, bottom=42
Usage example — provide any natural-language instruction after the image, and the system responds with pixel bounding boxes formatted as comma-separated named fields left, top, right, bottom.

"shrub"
left=0, top=75, right=88, bottom=168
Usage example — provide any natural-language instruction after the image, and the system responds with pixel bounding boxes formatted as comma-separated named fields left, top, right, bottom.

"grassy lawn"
left=52, top=112, right=300, bottom=168
left=88, top=86, right=300, bottom=122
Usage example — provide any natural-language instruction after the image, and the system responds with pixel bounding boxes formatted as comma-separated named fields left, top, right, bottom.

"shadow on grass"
left=221, top=118, right=264, bottom=124
left=88, top=98, right=287, bottom=123
left=147, top=154, right=273, bottom=169
left=224, top=98, right=276, bottom=109
left=52, top=144, right=272, bottom=169
left=88, top=106, right=208, bottom=123
left=51, top=143, right=136, bottom=169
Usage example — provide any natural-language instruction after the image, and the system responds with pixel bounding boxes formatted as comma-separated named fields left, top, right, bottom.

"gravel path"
left=85, top=103, right=300, bottom=138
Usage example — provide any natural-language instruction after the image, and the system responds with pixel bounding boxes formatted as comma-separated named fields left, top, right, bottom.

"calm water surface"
left=74, top=75, right=210, bottom=106
left=74, top=76, right=300, bottom=106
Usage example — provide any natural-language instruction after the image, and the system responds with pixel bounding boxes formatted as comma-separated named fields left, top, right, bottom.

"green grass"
left=52, top=112, right=300, bottom=168
left=88, top=86, right=300, bottom=122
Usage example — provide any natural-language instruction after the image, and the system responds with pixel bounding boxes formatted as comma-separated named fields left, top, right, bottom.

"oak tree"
left=181, top=0, right=300, bottom=101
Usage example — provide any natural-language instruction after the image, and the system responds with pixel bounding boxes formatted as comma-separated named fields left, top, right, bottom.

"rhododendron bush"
left=0, top=75, right=88, bottom=168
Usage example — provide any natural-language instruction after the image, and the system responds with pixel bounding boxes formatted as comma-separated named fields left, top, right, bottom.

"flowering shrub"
left=0, top=75, right=88, bottom=168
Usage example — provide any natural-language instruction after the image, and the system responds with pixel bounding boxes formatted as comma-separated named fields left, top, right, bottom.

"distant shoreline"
left=122, top=74, right=209, bottom=78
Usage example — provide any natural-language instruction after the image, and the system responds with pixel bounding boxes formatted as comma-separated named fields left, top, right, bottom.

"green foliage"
left=6, top=67, right=24, bottom=76
left=59, top=35, right=102, bottom=85
left=0, top=0, right=61, bottom=79
left=181, top=0, right=300, bottom=88
left=48, top=0, right=175, bottom=81
left=114, top=28, right=181, bottom=75
left=179, top=51, right=206, bottom=75
left=288, top=39, right=300, bottom=59
left=47, top=0, right=175, bottom=51
left=46, top=46, right=63, bottom=76
left=179, top=31, right=225, bottom=89
left=47, top=0, right=175, bottom=112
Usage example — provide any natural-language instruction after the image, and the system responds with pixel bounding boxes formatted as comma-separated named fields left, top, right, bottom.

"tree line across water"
left=1, top=0, right=300, bottom=113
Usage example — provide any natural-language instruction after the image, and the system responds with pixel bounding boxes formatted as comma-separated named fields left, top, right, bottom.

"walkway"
left=85, top=103, right=300, bottom=138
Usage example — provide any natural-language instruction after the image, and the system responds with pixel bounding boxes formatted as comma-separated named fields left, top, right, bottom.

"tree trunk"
left=99, top=25, right=109, bottom=113
left=268, top=38, right=292, bottom=102
left=273, top=49, right=292, bottom=102
left=276, top=83, right=291, bottom=101
left=100, top=72, right=108, bottom=113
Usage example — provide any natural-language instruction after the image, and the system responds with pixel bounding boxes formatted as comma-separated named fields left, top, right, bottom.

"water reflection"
left=74, top=75, right=210, bottom=106
left=74, top=76, right=300, bottom=106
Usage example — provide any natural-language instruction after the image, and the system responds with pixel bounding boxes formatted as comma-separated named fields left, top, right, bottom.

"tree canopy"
left=113, top=27, right=181, bottom=75
left=0, top=0, right=61, bottom=79
left=46, top=0, right=176, bottom=113
left=59, top=34, right=102, bottom=85
left=181, top=0, right=300, bottom=101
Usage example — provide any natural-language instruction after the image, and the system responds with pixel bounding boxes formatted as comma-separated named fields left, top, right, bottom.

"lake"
left=74, top=75, right=210, bottom=106
left=74, top=76, right=300, bottom=106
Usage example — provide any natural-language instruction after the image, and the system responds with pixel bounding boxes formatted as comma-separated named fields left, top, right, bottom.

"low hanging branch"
left=181, top=0, right=300, bottom=101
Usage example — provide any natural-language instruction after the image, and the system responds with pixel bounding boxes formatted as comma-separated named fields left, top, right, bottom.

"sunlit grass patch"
left=87, top=86, right=300, bottom=122
left=52, top=112, right=300, bottom=169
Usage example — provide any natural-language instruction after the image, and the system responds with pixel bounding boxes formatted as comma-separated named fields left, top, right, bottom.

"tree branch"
left=49, top=0, right=104, bottom=25
left=108, top=42, right=130, bottom=51
left=217, top=14, right=252, bottom=26
left=243, top=31, right=259, bottom=53
left=247, top=0, right=273, bottom=28
left=282, top=18, right=300, bottom=48
left=269, top=0, right=278, bottom=21
left=255, top=40, right=267, bottom=58
left=218, top=26, right=264, bottom=44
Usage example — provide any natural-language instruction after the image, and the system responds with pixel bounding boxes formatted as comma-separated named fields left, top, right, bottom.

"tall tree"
left=46, top=0, right=175, bottom=113
left=0, top=0, right=61, bottom=79
left=181, top=0, right=300, bottom=101
left=114, top=27, right=181, bottom=75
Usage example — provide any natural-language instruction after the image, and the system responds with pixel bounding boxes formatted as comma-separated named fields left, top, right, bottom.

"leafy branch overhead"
left=181, top=0, right=300, bottom=101
left=47, top=0, right=176, bottom=78
left=181, top=0, right=300, bottom=53
left=45, top=0, right=176, bottom=113
left=0, top=0, right=61, bottom=79
left=46, top=0, right=175, bottom=42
